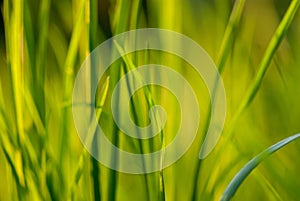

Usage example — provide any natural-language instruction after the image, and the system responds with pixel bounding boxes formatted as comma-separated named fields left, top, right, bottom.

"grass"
left=1, top=0, right=300, bottom=201
left=221, top=133, right=300, bottom=201
left=227, top=0, right=300, bottom=135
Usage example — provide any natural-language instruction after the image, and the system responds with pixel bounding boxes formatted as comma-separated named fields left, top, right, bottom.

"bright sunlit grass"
left=1, top=0, right=300, bottom=201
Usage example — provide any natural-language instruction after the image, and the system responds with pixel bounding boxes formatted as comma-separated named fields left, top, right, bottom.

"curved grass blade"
left=220, top=133, right=300, bottom=201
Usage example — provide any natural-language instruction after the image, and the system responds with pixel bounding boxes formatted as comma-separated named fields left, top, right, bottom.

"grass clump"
left=0, top=0, right=300, bottom=201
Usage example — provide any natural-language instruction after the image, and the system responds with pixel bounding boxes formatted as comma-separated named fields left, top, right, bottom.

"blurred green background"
left=0, top=0, right=300, bottom=200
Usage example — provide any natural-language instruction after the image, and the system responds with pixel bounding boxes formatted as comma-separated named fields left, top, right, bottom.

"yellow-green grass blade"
left=58, top=0, right=87, bottom=198
left=211, top=1, right=300, bottom=192
left=229, top=0, right=300, bottom=133
left=35, top=0, right=51, bottom=122
left=3, top=0, right=27, bottom=191
left=24, top=0, right=36, bottom=71
left=68, top=76, right=110, bottom=201
left=89, top=2, right=101, bottom=200
left=6, top=0, right=25, bottom=148
left=24, top=88, right=46, bottom=136
left=192, top=1, right=246, bottom=199
left=216, top=0, right=246, bottom=73
left=114, top=40, right=167, bottom=201
left=0, top=114, right=24, bottom=188
left=110, top=0, right=131, bottom=34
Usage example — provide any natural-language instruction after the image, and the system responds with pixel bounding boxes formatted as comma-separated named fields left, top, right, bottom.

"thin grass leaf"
left=0, top=116, right=23, bottom=187
left=216, top=0, right=246, bottom=73
left=1, top=144, right=23, bottom=187
left=106, top=2, right=150, bottom=200
left=229, top=0, right=300, bottom=131
left=35, top=0, right=51, bottom=122
left=7, top=0, right=25, bottom=147
left=273, top=56, right=288, bottom=89
left=158, top=0, right=178, bottom=30
left=58, top=0, right=87, bottom=197
left=91, top=77, right=110, bottom=201
left=47, top=24, right=68, bottom=69
left=89, top=0, right=98, bottom=50
left=23, top=163, right=51, bottom=201
left=36, top=0, right=51, bottom=67
left=84, top=76, right=110, bottom=149
left=63, top=0, right=86, bottom=88
left=255, top=171, right=283, bottom=201
left=24, top=89, right=46, bottom=136
left=220, top=133, right=300, bottom=201
left=0, top=81, right=5, bottom=118
left=107, top=2, right=145, bottom=200
left=24, top=0, right=36, bottom=70
left=14, top=150, right=26, bottom=187
left=129, top=0, right=142, bottom=29
left=114, top=39, right=166, bottom=201
left=88, top=3, right=101, bottom=200
left=111, top=0, right=131, bottom=34
left=68, top=76, right=110, bottom=201
left=3, top=0, right=27, bottom=190
left=192, top=1, right=246, bottom=199
left=60, top=0, right=87, bottom=163
left=213, top=1, right=300, bottom=190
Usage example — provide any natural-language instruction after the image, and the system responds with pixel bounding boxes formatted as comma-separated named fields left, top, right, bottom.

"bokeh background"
left=0, top=0, right=300, bottom=200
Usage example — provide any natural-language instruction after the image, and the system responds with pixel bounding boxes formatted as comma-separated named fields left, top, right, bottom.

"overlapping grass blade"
left=114, top=39, right=166, bottom=201
left=68, top=76, right=110, bottom=201
left=216, top=0, right=246, bottom=73
left=6, top=0, right=25, bottom=148
left=58, top=0, right=87, bottom=197
left=89, top=1, right=101, bottom=200
left=106, top=1, right=134, bottom=200
left=192, top=0, right=246, bottom=199
left=3, top=0, right=26, bottom=192
left=220, top=133, right=300, bottom=201
left=204, top=1, right=300, bottom=197
left=35, top=0, right=50, bottom=122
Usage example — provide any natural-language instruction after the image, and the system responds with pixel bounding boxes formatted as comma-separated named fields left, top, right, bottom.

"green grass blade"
left=220, top=133, right=300, bottom=201
left=8, top=0, right=25, bottom=148
left=129, top=0, right=142, bottom=29
left=106, top=1, right=134, bottom=200
left=207, top=1, right=300, bottom=196
left=230, top=0, right=300, bottom=130
left=35, top=0, right=51, bottom=122
left=58, top=0, right=87, bottom=198
left=114, top=40, right=166, bottom=200
left=89, top=2, right=101, bottom=200
left=68, top=76, right=110, bottom=201
left=213, top=2, right=300, bottom=184
left=0, top=116, right=22, bottom=187
left=83, top=77, right=110, bottom=150
left=192, top=1, right=246, bottom=199
left=89, top=0, right=98, bottom=49
left=63, top=0, right=86, bottom=73
left=3, top=0, right=26, bottom=190
left=216, top=0, right=246, bottom=73
left=111, top=0, right=131, bottom=34
left=24, top=88, right=46, bottom=136
left=24, top=0, right=36, bottom=70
